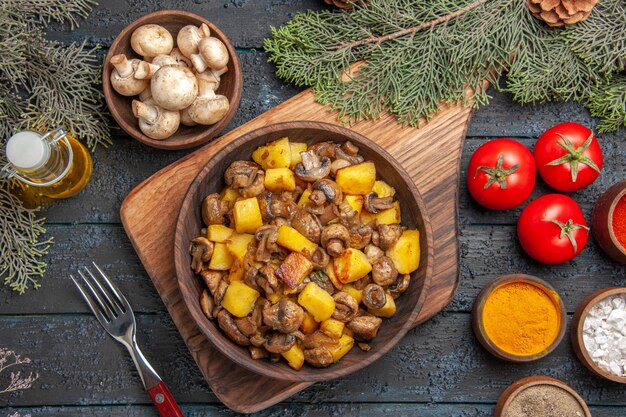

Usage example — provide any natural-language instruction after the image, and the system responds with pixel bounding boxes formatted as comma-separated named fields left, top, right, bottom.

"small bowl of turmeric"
left=472, top=274, right=566, bottom=362
left=592, top=180, right=626, bottom=264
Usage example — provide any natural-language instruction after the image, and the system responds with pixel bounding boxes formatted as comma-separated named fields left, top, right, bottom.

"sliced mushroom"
left=332, top=291, right=359, bottom=322
left=257, top=265, right=282, bottom=295
left=330, top=159, right=351, bottom=177
left=352, top=275, right=371, bottom=290
left=255, top=225, right=279, bottom=263
left=295, top=150, right=331, bottom=182
left=309, top=141, right=337, bottom=158
left=250, top=332, right=266, bottom=348
left=199, top=289, right=215, bottom=319
left=249, top=346, right=269, bottom=360
left=304, top=347, right=334, bottom=367
left=270, top=192, right=297, bottom=219
left=364, top=192, right=394, bottom=214
left=291, top=209, right=323, bottom=243
left=364, top=244, right=384, bottom=264
left=310, top=179, right=342, bottom=206
left=240, top=169, right=265, bottom=198
left=263, top=332, right=296, bottom=354
left=389, top=274, right=410, bottom=299
left=311, top=248, right=330, bottom=270
left=202, top=193, right=229, bottom=225
left=302, top=331, right=339, bottom=349
left=200, top=270, right=222, bottom=296
left=262, top=299, right=305, bottom=333
left=373, top=224, right=404, bottom=250
left=336, top=142, right=364, bottom=165
left=189, top=237, right=214, bottom=273
left=214, top=280, right=228, bottom=307
left=317, top=204, right=339, bottom=226
left=224, top=160, right=261, bottom=189
left=340, top=141, right=359, bottom=156
left=235, top=316, right=259, bottom=337
left=320, top=224, right=350, bottom=257
left=258, top=191, right=274, bottom=222
left=217, top=309, right=250, bottom=346
left=362, top=284, right=387, bottom=309
left=371, top=255, right=398, bottom=287
left=349, top=224, right=373, bottom=249
left=337, top=201, right=360, bottom=227
left=347, top=315, right=382, bottom=341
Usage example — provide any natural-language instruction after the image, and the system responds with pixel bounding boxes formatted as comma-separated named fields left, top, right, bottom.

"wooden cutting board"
left=120, top=87, right=473, bottom=413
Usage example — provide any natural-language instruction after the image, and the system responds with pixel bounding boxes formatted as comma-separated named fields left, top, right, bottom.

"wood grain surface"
left=2, top=1, right=626, bottom=416
left=121, top=82, right=469, bottom=411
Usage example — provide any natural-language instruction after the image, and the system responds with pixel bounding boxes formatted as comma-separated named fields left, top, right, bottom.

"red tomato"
left=534, top=122, right=602, bottom=192
left=467, top=139, right=536, bottom=210
left=517, top=194, right=589, bottom=264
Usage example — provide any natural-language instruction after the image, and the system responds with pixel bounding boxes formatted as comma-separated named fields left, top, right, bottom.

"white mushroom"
left=150, top=65, right=198, bottom=111
left=190, top=37, right=229, bottom=73
left=138, top=87, right=152, bottom=102
left=177, top=23, right=211, bottom=58
left=134, top=61, right=160, bottom=80
left=132, top=99, right=180, bottom=140
left=134, top=53, right=187, bottom=80
left=187, top=71, right=229, bottom=125
left=109, top=54, right=148, bottom=96
left=130, top=24, right=174, bottom=58
left=180, top=106, right=197, bottom=127
left=170, top=48, right=192, bottom=67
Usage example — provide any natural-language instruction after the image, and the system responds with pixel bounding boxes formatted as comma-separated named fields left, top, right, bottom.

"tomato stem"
left=545, top=133, right=601, bottom=183
left=543, top=218, right=589, bottom=254
left=475, top=153, right=519, bottom=190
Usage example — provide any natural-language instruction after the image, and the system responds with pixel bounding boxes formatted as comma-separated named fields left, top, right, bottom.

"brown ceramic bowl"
left=173, top=121, right=434, bottom=382
left=103, top=10, right=243, bottom=150
left=495, top=376, right=591, bottom=417
left=571, top=286, right=626, bottom=384
left=472, top=274, right=567, bottom=362
left=592, top=180, right=626, bottom=264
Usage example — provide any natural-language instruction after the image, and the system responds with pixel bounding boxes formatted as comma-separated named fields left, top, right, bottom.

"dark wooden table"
left=2, top=1, right=625, bottom=416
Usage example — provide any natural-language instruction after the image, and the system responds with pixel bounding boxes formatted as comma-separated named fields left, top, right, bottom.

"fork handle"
left=147, top=381, right=184, bottom=417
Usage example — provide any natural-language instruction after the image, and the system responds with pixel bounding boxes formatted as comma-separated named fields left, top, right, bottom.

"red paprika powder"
left=613, top=195, right=626, bottom=249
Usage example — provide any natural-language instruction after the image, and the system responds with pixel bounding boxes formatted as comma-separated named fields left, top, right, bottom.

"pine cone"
left=323, top=0, right=366, bottom=10
left=527, top=0, right=598, bottom=27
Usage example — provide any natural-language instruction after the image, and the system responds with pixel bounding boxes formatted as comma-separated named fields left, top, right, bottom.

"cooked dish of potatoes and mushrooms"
left=189, top=137, right=421, bottom=370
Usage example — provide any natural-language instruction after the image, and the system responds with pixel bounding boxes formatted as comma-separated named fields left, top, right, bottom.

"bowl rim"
left=571, top=286, right=626, bottom=384
left=173, top=120, right=434, bottom=382
left=472, top=274, right=567, bottom=363
left=102, top=9, right=243, bottom=150
left=494, top=375, right=591, bottom=417
left=604, top=182, right=626, bottom=257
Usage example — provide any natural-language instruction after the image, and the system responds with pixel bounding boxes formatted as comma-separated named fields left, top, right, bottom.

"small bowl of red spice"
left=592, top=180, right=626, bottom=264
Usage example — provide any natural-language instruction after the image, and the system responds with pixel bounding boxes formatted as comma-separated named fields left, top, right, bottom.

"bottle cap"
left=6, top=131, right=50, bottom=171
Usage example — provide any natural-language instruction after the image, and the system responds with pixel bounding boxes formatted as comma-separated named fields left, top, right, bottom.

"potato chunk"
left=325, top=261, right=343, bottom=290
left=276, top=252, right=314, bottom=289
left=344, top=195, right=364, bottom=214
left=320, top=318, right=345, bottom=339
left=298, top=282, right=335, bottom=322
left=375, top=201, right=401, bottom=225
left=276, top=225, right=318, bottom=258
left=341, top=284, right=363, bottom=304
left=372, top=180, right=396, bottom=198
left=226, top=232, right=254, bottom=262
left=222, top=281, right=260, bottom=318
left=298, top=187, right=312, bottom=207
left=281, top=343, right=304, bottom=370
left=289, top=142, right=307, bottom=169
left=264, top=168, right=296, bottom=192
left=328, top=334, right=355, bottom=363
left=220, top=187, right=240, bottom=207
left=368, top=293, right=397, bottom=318
left=386, top=229, right=420, bottom=274
left=252, top=137, right=291, bottom=169
left=233, top=197, right=263, bottom=233
left=335, top=162, right=376, bottom=195
left=208, top=242, right=234, bottom=270
left=207, top=224, right=234, bottom=243
left=300, top=311, right=319, bottom=334
left=334, top=248, right=372, bottom=284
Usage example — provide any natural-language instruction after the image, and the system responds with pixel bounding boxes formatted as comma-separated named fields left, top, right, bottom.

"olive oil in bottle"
left=3, top=128, right=93, bottom=208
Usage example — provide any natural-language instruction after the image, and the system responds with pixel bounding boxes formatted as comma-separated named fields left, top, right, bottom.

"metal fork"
left=71, top=263, right=184, bottom=417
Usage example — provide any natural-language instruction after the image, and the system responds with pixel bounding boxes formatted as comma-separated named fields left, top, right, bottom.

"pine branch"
left=585, top=74, right=626, bottom=133
left=0, top=0, right=97, bottom=30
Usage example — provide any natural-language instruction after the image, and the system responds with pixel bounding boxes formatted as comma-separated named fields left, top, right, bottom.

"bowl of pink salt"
left=592, top=179, right=626, bottom=264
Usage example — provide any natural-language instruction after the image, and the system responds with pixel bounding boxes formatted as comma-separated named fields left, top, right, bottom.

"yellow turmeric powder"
left=482, top=281, right=561, bottom=356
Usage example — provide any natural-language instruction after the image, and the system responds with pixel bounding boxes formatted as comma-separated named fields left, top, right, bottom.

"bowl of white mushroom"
left=103, top=10, right=243, bottom=150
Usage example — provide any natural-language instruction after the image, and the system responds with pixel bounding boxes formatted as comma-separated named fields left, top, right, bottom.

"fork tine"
left=70, top=274, right=111, bottom=325
left=92, top=262, right=131, bottom=312
left=77, top=269, right=115, bottom=322
left=81, top=265, right=123, bottom=315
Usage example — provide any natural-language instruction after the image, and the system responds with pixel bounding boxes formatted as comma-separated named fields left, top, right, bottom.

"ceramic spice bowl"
left=103, top=10, right=243, bottom=150
left=472, top=274, right=567, bottom=362
left=495, top=375, right=591, bottom=417
left=592, top=180, right=626, bottom=264
left=571, top=286, right=626, bottom=384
